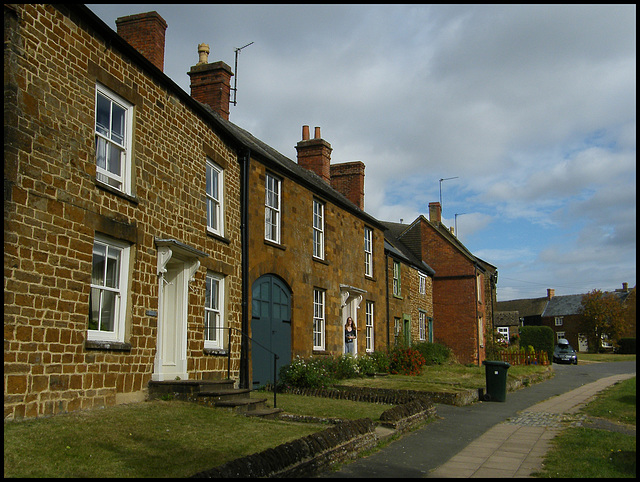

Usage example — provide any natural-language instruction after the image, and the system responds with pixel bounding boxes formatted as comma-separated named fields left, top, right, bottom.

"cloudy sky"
left=88, top=4, right=636, bottom=301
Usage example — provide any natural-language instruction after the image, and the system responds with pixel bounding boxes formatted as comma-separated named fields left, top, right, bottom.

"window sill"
left=264, top=239, right=286, bottom=251
left=312, top=256, right=329, bottom=266
left=95, top=179, right=139, bottom=205
left=206, top=231, right=231, bottom=245
left=85, top=340, right=132, bottom=351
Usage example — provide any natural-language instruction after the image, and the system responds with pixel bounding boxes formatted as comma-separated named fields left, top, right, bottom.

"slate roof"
left=382, top=224, right=435, bottom=277
left=541, top=294, right=584, bottom=317
left=542, top=291, right=632, bottom=318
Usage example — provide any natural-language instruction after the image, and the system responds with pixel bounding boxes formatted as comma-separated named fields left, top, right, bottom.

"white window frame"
left=555, top=316, right=563, bottom=326
left=89, top=234, right=130, bottom=342
left=312, top=199, right=325, bottom=259
left=313, top=288, right=325, bottom=350
left=497, top=326, right=509, bottom=342
left=206, top=158, right=224, bottom=236
left=265, top=173, right=281, bottom=243
left=364, top=227, right=373, bottom=277
left=393, top=261, right=401, bottom=296
left=365, top=301, right=374, bottom=352
left=419, top=311, right=427, bottom=341
left=419, top=273, right=427, bottom=295
left=95, top=84, right=133, bottom=194
left=205, top=272, right=225, bottom=350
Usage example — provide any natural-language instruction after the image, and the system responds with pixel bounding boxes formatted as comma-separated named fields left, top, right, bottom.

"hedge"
left=519, top=326, right=554, bottom=360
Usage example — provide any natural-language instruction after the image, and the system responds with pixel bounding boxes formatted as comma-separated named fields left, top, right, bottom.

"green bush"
left=366, top=350, right=390, bottom=373
left=412, top=342, right=452, bottom=365
left=519, top=326, right=554, bottom=360
left=278, top=356, right=335, bottom=389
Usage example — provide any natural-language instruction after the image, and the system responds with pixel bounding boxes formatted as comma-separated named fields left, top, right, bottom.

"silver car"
left=553, top=339, right=578, bottom=364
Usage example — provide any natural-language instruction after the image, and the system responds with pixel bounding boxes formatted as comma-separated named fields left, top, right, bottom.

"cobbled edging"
left=190, top=418, right=377, bottom=478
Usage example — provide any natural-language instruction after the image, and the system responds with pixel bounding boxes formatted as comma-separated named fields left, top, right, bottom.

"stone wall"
left=4, top=4, right=242, bottom=420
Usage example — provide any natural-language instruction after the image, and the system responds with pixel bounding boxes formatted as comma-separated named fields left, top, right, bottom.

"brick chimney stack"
left=116, top=12, right=167, bottom=72
left=429, top=202, right=442, bottom=224
left=331, top=161, right=365, bottom=210
left=188, top=44, right=234, bottom=120
left=296, top=125, right=332, bottom=184
left=547, top=289, right=555, bottom=299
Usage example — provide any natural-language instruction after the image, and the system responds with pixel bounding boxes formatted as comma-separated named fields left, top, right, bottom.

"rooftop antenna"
left=231, top=41, right=254, bottom=106
left=439, top=176, right=458, bottom=214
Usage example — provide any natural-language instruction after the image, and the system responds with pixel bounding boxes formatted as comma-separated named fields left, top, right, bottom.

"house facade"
left=383, top=227, right=436, bottom=347
left=5, top=4, right=442, bottom=419
left=382, top=204, right=497, bottom=365
left=4, top=5, right=245, bottom=419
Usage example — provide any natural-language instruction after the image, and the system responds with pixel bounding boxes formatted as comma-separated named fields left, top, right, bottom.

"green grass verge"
left=252, top=390, right=392, bottom=421
left=338, top=362, right=551, bottom=392
left=3, top=400, right=324, bottom=478
left=534, top=377, right=636, bottom=478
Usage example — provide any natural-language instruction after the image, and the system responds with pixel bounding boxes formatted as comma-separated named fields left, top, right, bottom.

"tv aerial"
left=231, top=41, right=254, bottom=106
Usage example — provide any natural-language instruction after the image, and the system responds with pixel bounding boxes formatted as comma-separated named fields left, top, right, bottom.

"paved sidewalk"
left=426, top=373, right=635, bottom=478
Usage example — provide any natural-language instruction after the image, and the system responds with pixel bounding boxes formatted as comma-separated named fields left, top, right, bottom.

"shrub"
left=366, top=350, right=390, bottom=373
left=278, top=356, right=335, bottom=389
left=389, top=346, right=426, bottom=375
left=412, top=342, right=452, bottom=365
left=519, top=326, right=554, bottom=360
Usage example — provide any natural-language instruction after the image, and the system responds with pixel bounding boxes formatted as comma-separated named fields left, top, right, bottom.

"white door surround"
left=153, top=239, right=207, bottom=381
left=340, top=285, right=366, bottom=355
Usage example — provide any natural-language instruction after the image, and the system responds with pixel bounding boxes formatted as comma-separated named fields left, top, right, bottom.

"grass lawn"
left=338, top=362, right=552, bottom=392
left=3, top=400, right=325, bottom=478
left=534, top=376, right=636, bottom=478
left=251, top=390, right=392, bottom=421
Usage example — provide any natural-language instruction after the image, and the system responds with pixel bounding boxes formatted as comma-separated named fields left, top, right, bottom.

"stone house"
left=4, top=5, right=246, bottom=419
left=383, top=223, right=436, bottom=347
left=382, top=204, right=498, bottom=365
left=5, top=5, right=440, bottom=418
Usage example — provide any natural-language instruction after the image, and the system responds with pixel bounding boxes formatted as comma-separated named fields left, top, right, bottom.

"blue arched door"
left=251, top=275, right=291, bottom=387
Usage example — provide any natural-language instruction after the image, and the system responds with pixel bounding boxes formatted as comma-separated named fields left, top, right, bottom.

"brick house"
left=4, top=5, right=246, bottom=419
left=541, top=285, right=633, bottom=352
left=497, top=284, right=634, bottom=353
left=382, top=203, right=498, bottom=365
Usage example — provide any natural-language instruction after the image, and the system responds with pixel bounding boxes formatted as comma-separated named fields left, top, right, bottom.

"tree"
left=579, top=290, right=626, bottom=352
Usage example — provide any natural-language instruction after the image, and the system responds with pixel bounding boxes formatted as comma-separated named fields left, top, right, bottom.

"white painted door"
left=154, top=259, right=188, bottom=380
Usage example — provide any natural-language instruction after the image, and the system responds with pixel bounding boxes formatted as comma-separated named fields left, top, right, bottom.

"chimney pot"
left=622, top=282, right=628, bottom=291
left=197, top=43, right=210, bottom=65
left=296, top=125, right=332, bottom=184
left=188, top=44, right=234, bottom=120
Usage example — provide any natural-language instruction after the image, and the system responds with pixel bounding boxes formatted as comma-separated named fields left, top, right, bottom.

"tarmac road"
left=318, top=360, right=636, bottom=478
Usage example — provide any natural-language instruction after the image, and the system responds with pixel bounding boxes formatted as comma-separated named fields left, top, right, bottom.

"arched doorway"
left=251, top=275, right=291, bottom=387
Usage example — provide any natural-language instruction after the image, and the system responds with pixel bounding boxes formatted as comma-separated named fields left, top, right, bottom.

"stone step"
left=197, top=388, right=252, bottom=401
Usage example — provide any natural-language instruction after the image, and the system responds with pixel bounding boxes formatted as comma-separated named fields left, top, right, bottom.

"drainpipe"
left=385, top=252, right=390, bottom=350
left=239, top=148, right=251, bottom=388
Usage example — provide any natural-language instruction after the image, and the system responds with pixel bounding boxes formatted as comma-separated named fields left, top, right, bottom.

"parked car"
left=553, top=339, right=578, bottom=364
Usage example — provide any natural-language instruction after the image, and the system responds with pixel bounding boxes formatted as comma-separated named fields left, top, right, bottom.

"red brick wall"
left=115, top=11, right=167, bottom=71
left=330, top=161, right=365, bottom=210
